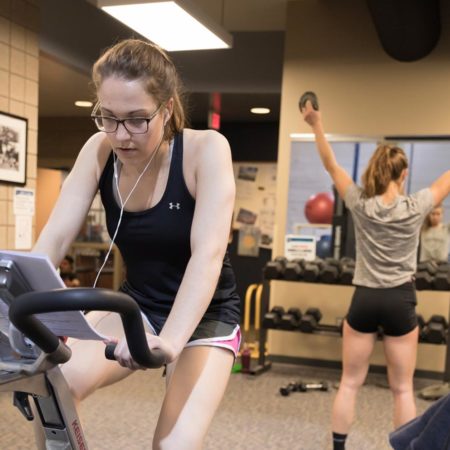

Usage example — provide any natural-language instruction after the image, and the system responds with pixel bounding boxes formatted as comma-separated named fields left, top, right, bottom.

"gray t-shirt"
left=420, top=223, right=450, bottom=262
left=344, top=184, right=434, bottom=288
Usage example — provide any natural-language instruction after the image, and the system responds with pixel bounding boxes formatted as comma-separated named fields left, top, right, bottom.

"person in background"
left=301, top=95, right=450, bottom=450
left=59, top=255, right=81, bottom=287
left=420, top=204, right=450, bottom=262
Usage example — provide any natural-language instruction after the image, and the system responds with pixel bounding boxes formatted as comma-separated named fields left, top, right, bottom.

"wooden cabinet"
left=70, top=242, right=124, bottom=290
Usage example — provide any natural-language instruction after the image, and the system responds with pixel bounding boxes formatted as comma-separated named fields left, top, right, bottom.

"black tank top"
left=99, top=132, right=240, bottom=325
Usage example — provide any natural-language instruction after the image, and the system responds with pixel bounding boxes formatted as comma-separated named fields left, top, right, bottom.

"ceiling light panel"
left=99, top=0, right=232, bottom=51
left=251, top=107, right=270, bottom=114
left=75, top=100, right=93, bottom=107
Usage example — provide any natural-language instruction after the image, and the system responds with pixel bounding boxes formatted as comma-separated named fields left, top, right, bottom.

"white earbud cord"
left=93, top=132, right=165, bottom=288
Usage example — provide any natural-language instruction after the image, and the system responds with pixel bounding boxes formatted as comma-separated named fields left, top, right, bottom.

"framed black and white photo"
left=0, top=111, right=28, bottom=185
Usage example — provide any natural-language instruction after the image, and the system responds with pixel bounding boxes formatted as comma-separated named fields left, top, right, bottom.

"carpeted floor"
left=0, top=362, right=440, bottom=449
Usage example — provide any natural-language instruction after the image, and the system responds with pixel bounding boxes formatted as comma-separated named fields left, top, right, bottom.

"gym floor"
left=0, top=362, right=437, bottom=449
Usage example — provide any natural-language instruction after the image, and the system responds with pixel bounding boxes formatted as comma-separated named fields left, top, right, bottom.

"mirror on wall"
left=287, top=137, right=378, bottom=235
left=287, top=136, right=450, bottom=259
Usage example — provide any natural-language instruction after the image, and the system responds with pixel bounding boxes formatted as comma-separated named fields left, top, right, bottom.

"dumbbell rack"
left=255, top=277, right=450, bottom=393
left=252, top=278, right=342, bottom=375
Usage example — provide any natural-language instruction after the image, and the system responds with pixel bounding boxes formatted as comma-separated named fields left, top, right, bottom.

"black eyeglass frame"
left=90, top=102, right=163, bottom=134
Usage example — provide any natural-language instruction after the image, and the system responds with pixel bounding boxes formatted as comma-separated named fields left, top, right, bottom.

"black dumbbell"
left=434, top=271, right=450, bottom=291
left=298, top=381, right=329, bottom=392
left=418, top=260, right=439, bottom=275
left=279, top=382, right=299, bottom=397
left=325, top=257, right=340, bottom=267
left=437, top=262, right=450, bottom=273
left=422, top=315, right=448, bottom=344
left=415, top=272, right=435, bottom=290
left=280, top=307, right=302, bottom=330
left=262, top=306, right=285, bottom=329
left=415, top=260, right=439, bottom=290
left=303, top=259, right=325, bottom=282
left=339, top=256, right=355, bottom=268
left=299, top=307, right=322, bottom=333
left=321, top=258, right=340, bottom=283
left=299, top=91, right=319, bottom=112
left=284, top=260, right=304, bottom=281
left=339, top=257, right=355, bottom=285
left=263, top=256, right=288, bottom=280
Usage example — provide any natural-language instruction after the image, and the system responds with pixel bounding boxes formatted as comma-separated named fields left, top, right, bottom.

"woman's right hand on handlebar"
left=110, top=333, right=175, bottom=370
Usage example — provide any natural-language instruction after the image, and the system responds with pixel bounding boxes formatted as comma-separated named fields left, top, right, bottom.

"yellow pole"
left=243, top=284, right=258, bottom=332
left=254, top=284, right=263, bottom=331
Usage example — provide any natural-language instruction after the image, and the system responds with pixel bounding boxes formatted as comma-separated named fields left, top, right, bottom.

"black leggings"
left=346, top=282, right=417, bottom=337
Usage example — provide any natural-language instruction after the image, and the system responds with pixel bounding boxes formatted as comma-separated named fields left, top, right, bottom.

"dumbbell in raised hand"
left=299, top=91, right=319, bottom=112
left=298, top=381, right=329, bottom=392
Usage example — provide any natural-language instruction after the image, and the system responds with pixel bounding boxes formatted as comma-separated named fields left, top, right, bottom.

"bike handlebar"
left=8, top=288, right=166, bottom=369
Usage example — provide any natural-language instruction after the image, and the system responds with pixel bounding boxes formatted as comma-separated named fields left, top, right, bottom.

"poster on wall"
left=0, top=112, right=28, bottom=186
left=233, top=162, right=277, bottom=249
left=13, top=188, right=35, bottom=249
left=285, top=234, right=316, bottom=261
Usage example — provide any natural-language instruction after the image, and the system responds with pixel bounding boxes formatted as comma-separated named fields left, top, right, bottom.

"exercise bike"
left=0, top=271, right=165, bottom=449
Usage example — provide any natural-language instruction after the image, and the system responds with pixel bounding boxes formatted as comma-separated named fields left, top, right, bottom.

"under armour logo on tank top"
left=169, top=202, right=181, bottom=210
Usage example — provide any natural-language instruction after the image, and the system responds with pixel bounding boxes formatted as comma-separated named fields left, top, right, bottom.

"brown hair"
left=361, top=144, right=408, bottom=197
left=422, top=204, right=443, bottom=231
left=92, top=39, right=186, bottom=140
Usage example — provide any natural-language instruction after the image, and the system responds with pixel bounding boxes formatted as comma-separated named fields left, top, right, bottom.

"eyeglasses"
left=91, top=103, right=162, bottom=134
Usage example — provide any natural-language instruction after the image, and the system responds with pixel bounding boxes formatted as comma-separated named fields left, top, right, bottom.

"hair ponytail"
left=361, top=144, right=408, bottom=197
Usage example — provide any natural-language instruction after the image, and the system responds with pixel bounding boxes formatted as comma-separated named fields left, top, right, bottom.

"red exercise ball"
left=304, top=192, right=334, bottom=224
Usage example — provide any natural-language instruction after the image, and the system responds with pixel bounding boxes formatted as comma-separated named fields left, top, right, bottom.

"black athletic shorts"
left=346, top=282, right=418, bottom=337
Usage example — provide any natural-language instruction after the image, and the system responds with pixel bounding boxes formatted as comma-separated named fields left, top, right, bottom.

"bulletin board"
left=232, top=162, right=277, bottom=249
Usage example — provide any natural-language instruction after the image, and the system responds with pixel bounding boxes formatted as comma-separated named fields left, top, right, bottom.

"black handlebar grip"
left=299, top=91, right=319, bottom=112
